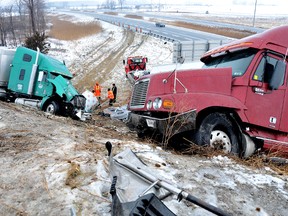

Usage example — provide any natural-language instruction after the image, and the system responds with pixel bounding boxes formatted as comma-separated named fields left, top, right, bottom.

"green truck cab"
left=0, top=46, right=88, bottom=120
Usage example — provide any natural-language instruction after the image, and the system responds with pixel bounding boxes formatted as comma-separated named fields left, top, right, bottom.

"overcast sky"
left=46, top=0, right=287, bottom=5
left=1, top=0, right=288, bottom=6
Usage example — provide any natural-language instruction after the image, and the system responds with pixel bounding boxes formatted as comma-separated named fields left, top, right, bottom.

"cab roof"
left=201, top=25, right=288, bottom=62
left=16, top=47, right=73, bottom=78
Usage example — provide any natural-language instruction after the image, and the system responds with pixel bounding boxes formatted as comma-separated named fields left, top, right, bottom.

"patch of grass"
left=104, top=12, right=118, bottom=16
left=171, top=21, right=253, bottom=39
left=48, top=16, right=103, bottom=40
left=124, top=14, right=143, bottom=20
left=181, top=143, right=288, bottom=175
left=150, top=18, right=253, bottom=39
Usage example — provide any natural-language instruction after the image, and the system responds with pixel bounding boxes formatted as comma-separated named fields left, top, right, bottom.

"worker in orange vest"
left=93, top=82, right=102, bottom=102
left=107, top=88, right=114, bottom=106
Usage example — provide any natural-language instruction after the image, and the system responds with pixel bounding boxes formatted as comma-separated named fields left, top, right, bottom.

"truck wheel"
left=196, top=113, right=240, bottom=155
left=45, top=101, right=59, bottom=115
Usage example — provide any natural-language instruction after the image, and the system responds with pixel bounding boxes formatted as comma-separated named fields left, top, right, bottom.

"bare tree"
left=118, top=0, right=125, bottom=10
left=22, top=0, right=46, bottom=35
left=0, top=7, right=9, bottom=46
left=105, top=0, right=116, bottom=9
left=14, top=0, right=27, bottom=44
left=7, top=6, right=17, bottom=46
left=22, top=0, right=36, bottom=34
left=35, top=0, right=46, bottom=32
left=15, top=0, right=24, bottom=18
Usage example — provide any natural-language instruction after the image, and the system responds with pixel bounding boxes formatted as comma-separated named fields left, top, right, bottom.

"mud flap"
left=242, top=134, right=256, bottom=158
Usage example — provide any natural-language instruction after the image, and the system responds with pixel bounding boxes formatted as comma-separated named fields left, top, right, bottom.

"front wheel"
left=45, top=101, right=60, bottom=115
left=195, top=112, right=241, bottom=155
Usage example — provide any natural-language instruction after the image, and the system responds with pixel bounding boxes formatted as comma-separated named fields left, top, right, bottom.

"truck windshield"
left=203, top=48, right=258, bottom=77
left=133, top=59, right=142, bottom=63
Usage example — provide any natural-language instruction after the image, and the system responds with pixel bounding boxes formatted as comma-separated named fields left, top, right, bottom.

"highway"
left=125, top=12, right=265, bottom=34
left=66, top=10, right=233, bottom=43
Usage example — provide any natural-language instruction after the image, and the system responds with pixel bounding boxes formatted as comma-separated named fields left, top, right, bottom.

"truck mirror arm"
left=162, top=68, right=188, bottom=93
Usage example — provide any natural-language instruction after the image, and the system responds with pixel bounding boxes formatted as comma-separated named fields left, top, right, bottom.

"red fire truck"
left=127, top=25, right=288, bottom=157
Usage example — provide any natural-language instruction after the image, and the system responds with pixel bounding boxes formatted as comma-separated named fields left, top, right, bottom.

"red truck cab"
left=127, top=25, right=288, bottom=157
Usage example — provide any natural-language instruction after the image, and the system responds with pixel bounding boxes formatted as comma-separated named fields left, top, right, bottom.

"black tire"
left=195, top=112, right=240, bottom=155
left=45, top=101, right=60, bottom=115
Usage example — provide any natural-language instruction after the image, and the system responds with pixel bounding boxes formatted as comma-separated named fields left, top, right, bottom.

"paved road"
left=126, top=12, right=265, bottom=33
left=65, top=10, right=232, bottom=42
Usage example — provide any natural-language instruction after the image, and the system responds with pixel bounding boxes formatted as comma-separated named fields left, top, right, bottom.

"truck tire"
left=45, top=101, right=59, bottom=115
left=195, top=112, right=240, bottom=155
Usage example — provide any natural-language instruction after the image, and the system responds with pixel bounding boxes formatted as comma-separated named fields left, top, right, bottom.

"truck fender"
left=40, top=96, right=52, bottom=110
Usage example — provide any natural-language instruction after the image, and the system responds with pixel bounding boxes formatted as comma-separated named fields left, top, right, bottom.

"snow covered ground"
left=0, top=11, right=287, bottom=216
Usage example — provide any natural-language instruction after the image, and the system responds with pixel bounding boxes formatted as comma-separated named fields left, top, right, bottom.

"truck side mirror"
left=269, top=61, right=286, bottom=90
left=145, top=57, right=148, bottom=63
left=123, top=59, right=125, bottom=65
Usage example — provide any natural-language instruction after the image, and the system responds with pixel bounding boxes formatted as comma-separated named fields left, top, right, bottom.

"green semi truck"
left=0, top=46, right=90, bottom=120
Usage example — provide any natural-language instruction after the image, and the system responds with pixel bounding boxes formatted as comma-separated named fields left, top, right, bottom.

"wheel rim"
left=46, top=104, right=55, bottom=114
left=210, top=130, right=232, bottom=153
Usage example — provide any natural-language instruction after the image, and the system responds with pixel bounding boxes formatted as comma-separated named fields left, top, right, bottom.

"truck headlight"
left=146, top=100, right=153, bottom=110
left=153, top=98, right=162, bottom=109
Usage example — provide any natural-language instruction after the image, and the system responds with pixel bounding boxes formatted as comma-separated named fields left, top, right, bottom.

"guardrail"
left=173, top=40, right=231, bottom=63
left=96, top=16, right=231, bottom=63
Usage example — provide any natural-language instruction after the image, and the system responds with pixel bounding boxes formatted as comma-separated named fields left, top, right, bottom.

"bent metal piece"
left=106, top=142, right=232, bottom=216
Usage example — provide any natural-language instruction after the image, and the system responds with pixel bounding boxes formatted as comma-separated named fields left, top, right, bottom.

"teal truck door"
left=245, top=54, right=285, bottom=130
left=34, top=70, right=52, bottom=97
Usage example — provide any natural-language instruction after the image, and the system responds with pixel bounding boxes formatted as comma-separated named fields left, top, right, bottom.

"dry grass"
left=104, top=12, right=118, bottom=16
left=124, top=14, right=143, bottom=20
left=65, top=161, right=81, bottom=188
left=180, top=140, right=288, bottom=175
left=169, top=21, right=253, bottom=39
left=48, top=16, right=103, bottom=40
left=150, top=18, right=253, bottom=39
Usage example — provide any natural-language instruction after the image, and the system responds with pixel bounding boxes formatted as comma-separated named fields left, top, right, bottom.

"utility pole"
left=252, top=0, right=257, bottom=27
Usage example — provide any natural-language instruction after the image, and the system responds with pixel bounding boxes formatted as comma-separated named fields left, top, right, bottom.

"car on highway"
left=155, top=22, right=165, bottom=27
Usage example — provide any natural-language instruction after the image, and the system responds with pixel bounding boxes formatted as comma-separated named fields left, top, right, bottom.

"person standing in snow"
left=107, top=88, right=114, bottom=106
left=112, top=83, right=117, bottom=103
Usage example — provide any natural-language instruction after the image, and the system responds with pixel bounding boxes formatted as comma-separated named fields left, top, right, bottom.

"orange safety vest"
left=108, top=90, right=114, bottom=99
left=94, top=85, right=101, bottom=97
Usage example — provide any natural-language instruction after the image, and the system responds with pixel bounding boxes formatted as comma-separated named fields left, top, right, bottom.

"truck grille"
left=130, top=79, right=149, bottom=108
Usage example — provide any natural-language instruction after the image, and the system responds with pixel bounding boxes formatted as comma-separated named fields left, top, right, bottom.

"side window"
left=19, top=69, right=25, bottom=80
left=23, top=54, right=32, bottom=62
left=253, top=55, right=280, bottom=84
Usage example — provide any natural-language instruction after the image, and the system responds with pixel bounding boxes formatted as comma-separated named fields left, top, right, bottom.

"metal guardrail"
left=97, top=16, right=231, bottom=63
left=173, top=40, right=231, bottom=63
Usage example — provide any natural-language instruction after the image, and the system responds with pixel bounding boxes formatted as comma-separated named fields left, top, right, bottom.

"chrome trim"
left=256, top=136, right=288, bottom=146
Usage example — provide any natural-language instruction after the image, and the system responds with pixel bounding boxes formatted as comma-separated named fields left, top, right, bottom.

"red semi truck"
left=127, top=25, right=288, bottom=157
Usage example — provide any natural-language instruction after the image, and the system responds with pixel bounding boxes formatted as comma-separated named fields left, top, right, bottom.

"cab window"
left=253, top=55, right=284, bottom=85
